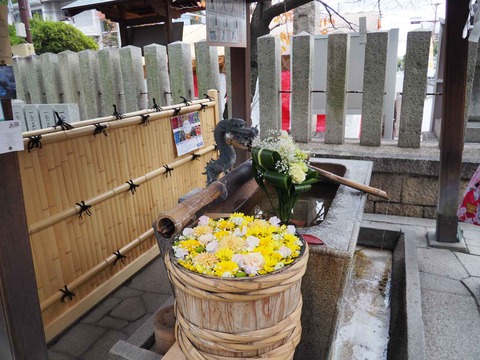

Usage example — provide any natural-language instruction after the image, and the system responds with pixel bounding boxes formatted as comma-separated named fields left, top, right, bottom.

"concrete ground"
left=47, top=215, right=480, bottom=360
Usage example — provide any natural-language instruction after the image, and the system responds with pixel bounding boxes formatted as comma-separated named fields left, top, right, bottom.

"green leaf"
left=251, top=147, right=281, bottom=171
left=264, top=170, right=291, bottom=192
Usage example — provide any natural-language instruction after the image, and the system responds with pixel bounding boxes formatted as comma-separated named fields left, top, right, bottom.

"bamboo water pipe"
left=40, top=228, right=155, bottom=312
left=23, top=98, right=213, bottom=138
left=309, top=164, right=388, bottom=199
left=23, top=101, right=215, bottom=148
left=227, top=139, right=388, bottom=199
left=155, top=160, right=254, bottom=240
left=28, top=145, right=216, bottom=235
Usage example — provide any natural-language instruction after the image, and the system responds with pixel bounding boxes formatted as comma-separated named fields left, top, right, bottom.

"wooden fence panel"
left=17, top=94, right=219, bottom=340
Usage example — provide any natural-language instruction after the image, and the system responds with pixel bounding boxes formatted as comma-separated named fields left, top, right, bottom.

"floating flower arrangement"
left=172, top=212, right=303, bottom=278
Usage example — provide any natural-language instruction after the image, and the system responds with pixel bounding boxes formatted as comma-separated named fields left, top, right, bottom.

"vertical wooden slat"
left=436, top=0, right=470, bottom=242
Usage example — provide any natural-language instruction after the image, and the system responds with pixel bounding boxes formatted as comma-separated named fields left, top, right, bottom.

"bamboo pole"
left=40, top=228, right=155, bottom=312
left=227, top=139, right=389, bottom=199
left=28, top=145, right=216, bottom=235
left=309, top=164, right=388, bottom=199
left=23, top=102, right=215, bottom=148
left=22, top=98, right=213, bottom=138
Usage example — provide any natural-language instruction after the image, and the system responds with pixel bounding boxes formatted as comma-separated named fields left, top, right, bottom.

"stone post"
left=360, top=32, right=389, bottom=147
left=120, top=46, right=147, bottom=112
left=258, top=34, right=281, bottom=139
left=325, top=33, right=350, bottom=145
left=195, top=41, right=221, bottom=108
left=39, top=53, right=62, bottom=104
left=398, top=30, right=431, bottom=148
left=144, top=44, right=171, bottom=107
left=464, top=42, right=480, bottom=142
left=168, top=41, right=195, bottom=104
left=58, top=51, right=88, bottom=120
left=12, top=57, right=31, bottom=103
left=24, top=104, right=41, bottom=130
left=79, top=50, right=103, bottom=119
left=24, top=55, right=46, bottom=104
left=293, top=2, right=320, bottom=35
left=291, top=32, right=313, bottom=143
left=98, top=47, right=126, bottom=116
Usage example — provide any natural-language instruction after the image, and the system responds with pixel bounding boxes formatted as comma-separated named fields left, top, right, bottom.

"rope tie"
left=75, top=201, right=92, bottom=219
left=113, top=250, right=127, bottom=265
left=199, top=103, right=207, bottom=112
left=112, top=104, right=124, bottom=119
left=163, top=164, right=174, bottom=177
left=27, top=135, right=43, bottom=152
left=140, top=114, right=150, bottom=126
left=172, top=107, right=181, bottom=117
left=54, top=111, right=73, bottom=130
left=191, top=153, right=201, bottom=161
left=180, top=96, right=191, bottom=106
left=59, top=285, right=75, bottom=303
left=151, top=98, right=162, bottom=112
left=126, top=180, right=140, bottom=194
left=203, top=93, right=214, bottom=101
left=93, top=123, right=107, bottom=137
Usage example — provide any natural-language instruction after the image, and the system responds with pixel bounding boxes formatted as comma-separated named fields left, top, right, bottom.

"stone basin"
left=202, top=157, right=373, bottom=360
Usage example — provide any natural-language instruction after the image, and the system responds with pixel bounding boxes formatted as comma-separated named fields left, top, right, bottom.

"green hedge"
left=10, top=17, right=98, bottom=54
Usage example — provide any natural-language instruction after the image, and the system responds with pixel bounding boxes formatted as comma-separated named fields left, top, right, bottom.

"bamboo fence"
left=17, top=90, right=220, bottom=341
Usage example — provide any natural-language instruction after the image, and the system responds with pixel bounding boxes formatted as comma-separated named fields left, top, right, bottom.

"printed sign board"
left=171, top=112, right=204, bottom=157
left=206, top=0, right=247, bottom=48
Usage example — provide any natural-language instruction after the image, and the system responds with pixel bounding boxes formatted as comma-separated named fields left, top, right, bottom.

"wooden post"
left=230, top=3, right=251, bottom=165
left=436, top=0, right=469, bottom=242
left=0, top=100, right=47, bottom=360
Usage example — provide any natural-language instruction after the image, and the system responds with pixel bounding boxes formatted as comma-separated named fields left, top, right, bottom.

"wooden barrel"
left=164, top=243, right=309, bottom=360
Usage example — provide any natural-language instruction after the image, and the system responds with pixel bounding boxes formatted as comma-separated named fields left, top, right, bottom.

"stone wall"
left=305, top=142, right=479, bottom=219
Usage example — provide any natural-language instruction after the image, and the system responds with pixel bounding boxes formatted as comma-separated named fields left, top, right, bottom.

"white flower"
left=274, top=262, right=285, bottom=270
left=221, top=272, right=234, bottom=278
left=206, top=240, right=219, bottom=253
left=241, top=253, right=265, bottom=275
left=277, top=246, right=292, bottom=258
left=245, top=236, right=260, bottom=250
left=269, top=216, right=281, bottom=226
left=230, top=215, right=244, bottom=226
left=233, top=226, right=247, bottom=237
left=198, top=215, right=210, bottom=226
left=182, top=227, right=194, bottom=236
left=289, top=163, right=306, bottom=184
left=287, top=225, right=296, bottom=234
left=174, top=247, right=189, bottom=259
left=232, top=254, right=244, bottom=267
left=198, top=233, right=216, bottom=246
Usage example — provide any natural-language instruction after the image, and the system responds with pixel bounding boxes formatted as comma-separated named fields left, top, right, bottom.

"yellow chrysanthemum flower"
left=216, top=219, right=235, bottom=230
left=214, top=261, right=239, bottom=277
left=193, top=225, right=213, bottom=237
left=178, top=239, right=201, bottom=251
left=218, top=235, right=245, bottom=252
left=193, top=252, right=219, bottom=269
left=215, top=248, right=234, bottom=261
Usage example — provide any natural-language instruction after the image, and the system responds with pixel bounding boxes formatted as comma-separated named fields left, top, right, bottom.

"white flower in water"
left=277, top=246, right=292, bottom=258
left=198, top=233, right=216, bottom=246
left=198, top=215, right=210, bottom=226
left=233, top=226, right=247, bottom=237
left=221, top=272, right=234, bottom=278
left=182, top=227, right=194, bottom=236
left=232, top=254, right=244, bottom=267
left=174, top=247, right=189, bottom=259
left=287, top=225, right=296, bottom=234
left=242, top=253, right=265, bottom=275
left=206, top=240, right=219, bottom=253
left=230, top=216, right=244, bottom=226
left=269, top=216, right=281, bottom=226
left=245, top=236, right=260, bottom=250
left=274, top=262, right=285, bottom=271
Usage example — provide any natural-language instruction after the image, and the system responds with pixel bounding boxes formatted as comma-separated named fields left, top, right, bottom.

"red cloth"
left=458, top=165, right=480, bottom=225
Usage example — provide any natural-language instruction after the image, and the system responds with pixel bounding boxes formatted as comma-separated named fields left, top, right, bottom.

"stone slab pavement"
left=48, top=259, right=172, bottom=360
left=363, top=214, right=480, bottom=360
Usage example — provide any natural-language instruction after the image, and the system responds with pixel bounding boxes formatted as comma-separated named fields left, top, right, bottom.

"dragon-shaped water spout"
left=204, top=118, right=258, bottom=185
